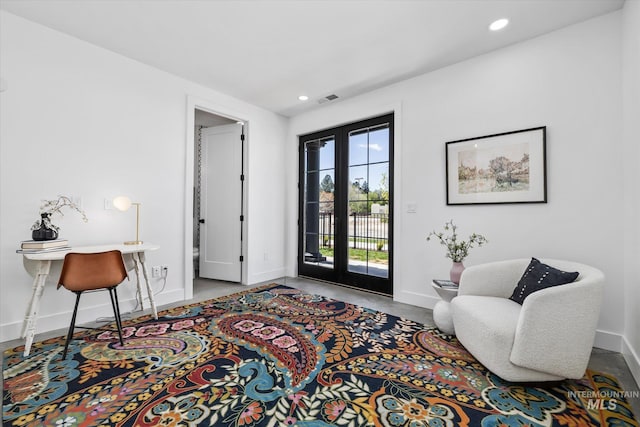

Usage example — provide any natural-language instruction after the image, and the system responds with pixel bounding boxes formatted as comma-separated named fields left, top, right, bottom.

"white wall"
left=0, top=11, right=287, bottom=341
left=622, top=0, right=640, bottom=383
left=288, top=12, right=626, bottom=351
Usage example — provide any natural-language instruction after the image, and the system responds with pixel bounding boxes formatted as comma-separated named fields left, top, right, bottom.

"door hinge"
left=240, top=134, right=245, bottom=142
left=240, top=215, right=244, bottom=222
left=199, top=219, right=205, bottom=224
left=239, top=255, right=244, bottom=262
left=240, top=174, right=245, bottom=181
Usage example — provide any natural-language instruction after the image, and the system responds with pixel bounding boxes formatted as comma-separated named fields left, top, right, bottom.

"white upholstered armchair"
left=451, top=259, right=604, bottom=382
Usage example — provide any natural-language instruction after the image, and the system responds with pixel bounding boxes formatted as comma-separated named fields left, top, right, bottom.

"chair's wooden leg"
left=62, top=292, right=82, bottom=359
left=109, top=288, right=125, bottom=347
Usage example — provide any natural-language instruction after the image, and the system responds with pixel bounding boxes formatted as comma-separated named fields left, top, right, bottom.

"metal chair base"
left=61, top=287, right=125, bottom=359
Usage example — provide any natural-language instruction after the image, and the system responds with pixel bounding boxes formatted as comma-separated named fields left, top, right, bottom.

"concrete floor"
left=3, top=275, right=639, bottom=418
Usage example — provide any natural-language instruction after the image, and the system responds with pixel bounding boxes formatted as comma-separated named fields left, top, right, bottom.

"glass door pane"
left=302, top=136, right=335, bottom=269
left=298, top=113, right=393, bottom=295
left=347, top=124, right=390, bottom=278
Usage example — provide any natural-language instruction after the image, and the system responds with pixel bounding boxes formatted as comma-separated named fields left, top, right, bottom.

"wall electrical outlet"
left=152, top=265, right=169, bottom=278
left=152, top=266, right=162, bottom=278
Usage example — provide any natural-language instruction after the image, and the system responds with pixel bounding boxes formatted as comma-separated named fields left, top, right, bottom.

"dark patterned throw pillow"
left=509, top=258, right=579, bottom=304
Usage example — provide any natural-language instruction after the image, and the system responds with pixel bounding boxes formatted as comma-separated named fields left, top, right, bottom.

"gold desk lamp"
left=113, top=196, right=143, bottom=245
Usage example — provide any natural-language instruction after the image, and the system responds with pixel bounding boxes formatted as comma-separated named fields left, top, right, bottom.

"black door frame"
left=298, top=113, right=394, bottom=295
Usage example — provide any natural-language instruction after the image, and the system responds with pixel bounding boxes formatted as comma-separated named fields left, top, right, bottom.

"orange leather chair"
left=57, top=250, right=128, bottom=359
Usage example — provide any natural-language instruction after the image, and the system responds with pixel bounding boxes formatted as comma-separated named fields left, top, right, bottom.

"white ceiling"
left=0, top=0, right=624, bottom=117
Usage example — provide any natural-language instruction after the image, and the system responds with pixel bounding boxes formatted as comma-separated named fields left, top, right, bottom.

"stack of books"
left=433, top=279, right=459, bottom=289
left=17, top=239, right=70, bottom=254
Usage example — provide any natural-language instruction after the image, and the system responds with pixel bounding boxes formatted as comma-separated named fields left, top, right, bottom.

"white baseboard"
left=622, top=336, right=640, bottom=387
left=1, top=289, right=184, bottom=343
left=248, top=267, right=286, bottom=285
left=394, top=289, right=439, bottom=310
left=593, top=329, right=624, bottom=352
left=151, top=288, right=186, bottom=308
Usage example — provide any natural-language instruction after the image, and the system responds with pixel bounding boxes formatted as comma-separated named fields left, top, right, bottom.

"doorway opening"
left=298, top=113, right=394, bottom=295
left=194, top=109, right=246, bottom=283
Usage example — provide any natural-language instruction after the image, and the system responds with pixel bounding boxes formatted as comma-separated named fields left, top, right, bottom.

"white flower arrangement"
left=31, top=195, right=88, bottom=232
left=427, top=220, right=487, bottom=262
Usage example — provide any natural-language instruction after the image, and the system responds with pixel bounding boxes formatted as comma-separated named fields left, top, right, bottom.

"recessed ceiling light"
left=489, top=18, right=509, bottom=31
left=298, top=95, right=309, bottom=101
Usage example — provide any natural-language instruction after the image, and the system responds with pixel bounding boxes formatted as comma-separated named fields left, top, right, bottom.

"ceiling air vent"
left=318, top=94, right=339, bottom=104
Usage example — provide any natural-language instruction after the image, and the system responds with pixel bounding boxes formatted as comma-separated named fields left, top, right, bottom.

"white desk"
left=20, top=243, right=159, bottom=357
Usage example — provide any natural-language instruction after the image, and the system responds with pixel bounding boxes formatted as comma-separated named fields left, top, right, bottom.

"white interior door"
left=199, top=124, right=243, bottom=281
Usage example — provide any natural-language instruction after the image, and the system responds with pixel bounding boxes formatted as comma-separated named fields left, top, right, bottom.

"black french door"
left=298, top=113, right=393, bottom=295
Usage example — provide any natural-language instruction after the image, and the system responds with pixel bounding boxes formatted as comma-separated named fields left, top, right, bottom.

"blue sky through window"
left=314, top=127, right=389, bottom=193
left=318, top=139, right=335, bottom=171
left=349, top=127, right=389, bottom=192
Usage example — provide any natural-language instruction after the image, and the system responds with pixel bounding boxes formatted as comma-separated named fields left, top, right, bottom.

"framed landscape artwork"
left=446, top=126, right=547, bottom=205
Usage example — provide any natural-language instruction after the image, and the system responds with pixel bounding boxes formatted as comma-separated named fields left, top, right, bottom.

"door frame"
left=199, top=123, right=245, bottom=282
left=298, top=113, right=395, bottom=295
left=185, top=95, right=249, bottom=299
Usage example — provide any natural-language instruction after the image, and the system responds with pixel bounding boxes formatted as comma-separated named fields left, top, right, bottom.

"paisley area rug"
left=3, top=283, right=638, bottom=426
